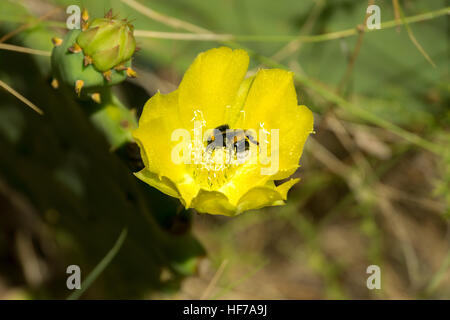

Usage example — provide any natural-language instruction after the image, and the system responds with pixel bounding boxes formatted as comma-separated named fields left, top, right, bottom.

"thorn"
left=126, top=67, right=137, bottom=78
left=105, top=9, right=113, bottom=19
left=75, top=80, right=84, bottom=97
left=114, top=64, right=127, bottom=71
left=120, top=120, right=130, bottom=128
left=51, top=78, right=59, bottom=89
left=135, top=46, right=141, bottom=52
left=356, top=24, right=365, bottom=33
left=83, top=55, right=93, bottom=67
left=51, top=37, right=63, bottom=47
left=81, top=20, right=90, bottom=31
left=91, top=93, right=101, bottom=104
left=68, top=43, right=82, bottom=53
left=82, top=8, right=89, bottom=22
left=103, top=70, right=112, bottom=82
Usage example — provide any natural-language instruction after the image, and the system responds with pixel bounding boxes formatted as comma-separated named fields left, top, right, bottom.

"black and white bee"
left=205, top=124, right=259, bottom=160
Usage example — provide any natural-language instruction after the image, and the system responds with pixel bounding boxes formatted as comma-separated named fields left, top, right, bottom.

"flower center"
left=187, top=111, right=259, bottom=190
left=191, top=148, right=239, bottom=190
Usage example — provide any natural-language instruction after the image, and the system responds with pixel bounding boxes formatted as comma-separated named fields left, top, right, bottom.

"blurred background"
left=0, top=0, right=449, bottom=299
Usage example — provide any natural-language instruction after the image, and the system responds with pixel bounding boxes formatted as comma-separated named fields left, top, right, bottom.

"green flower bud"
left=77, top=18, right=136, bottom=72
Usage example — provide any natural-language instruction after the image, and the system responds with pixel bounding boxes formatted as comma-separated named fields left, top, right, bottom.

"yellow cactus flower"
left=133, top=47, right=313, bottom=216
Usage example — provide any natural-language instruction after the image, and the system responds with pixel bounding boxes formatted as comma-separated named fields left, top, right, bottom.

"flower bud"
left=77, top=18, right=136, bottom=72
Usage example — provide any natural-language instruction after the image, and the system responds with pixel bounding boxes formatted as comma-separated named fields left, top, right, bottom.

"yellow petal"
left=138, top=90, right=179, bottom=126
left=190, top=189, right=236, bottom=216
left=133, top=90, right=181, bottom=173
left=225, top=75, right=255, bottom=126
left=133, top=91, right=200, bottom=207
left=236, top=186, right=284, bottom=214
left=218, top=163, right=270, bottom=206
left=174, top=174, right=199, bottom=208
left=134, top=169, right=180, bottom=198
left=190, top=177, right=300, bottom=216
left=178, top=47, right=249, bottom=129
left=235, top=178, right=299, bottom=214
left=275, top=178, right=300, bottom=200
left=236, top=69, right=314, bottom=180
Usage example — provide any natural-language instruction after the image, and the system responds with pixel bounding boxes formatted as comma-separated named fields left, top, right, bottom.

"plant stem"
left=133, top=7, right=450, bottom=43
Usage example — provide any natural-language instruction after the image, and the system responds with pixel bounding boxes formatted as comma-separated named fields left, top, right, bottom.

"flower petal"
left=225, top=75, right=255, bottom=127
left=133, top=90, right=181, bottom=173
left=134, top=169, right=179, bottom=198
left=218, top=163, right=270, bottom=206
left=236, top=69, right=314, bottom=180
left=275, top=178, right=300, bottom=200
left=178, top=47, right=249, bottom=129
left=190, top=189, right=236, bottom=216
left=133, top=91, right=200, bottom=207
left=236, top=178, right=299, bottom=214
left=138, top=90, right=179, bottom=126
left=236, top=186, right=284, bottom=214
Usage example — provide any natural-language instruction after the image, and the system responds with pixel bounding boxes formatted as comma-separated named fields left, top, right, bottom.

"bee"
left=205, top=124, right=259, bottom=158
